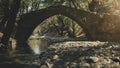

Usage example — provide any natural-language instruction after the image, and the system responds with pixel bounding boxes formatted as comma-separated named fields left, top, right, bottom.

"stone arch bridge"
left=15, top=5, right=120, bottom=44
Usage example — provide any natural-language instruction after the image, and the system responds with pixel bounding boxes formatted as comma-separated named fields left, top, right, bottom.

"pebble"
left=70, top=62, right=77, bottom=67
left=82, top=63, right=90, bottom=66
left=41, top=65, right=48, bottom=68
left=112, top=57, right=120, bottom=63
left=53, top=55, right=59, bottom=60
left=86, top=57, right=99, bottom=63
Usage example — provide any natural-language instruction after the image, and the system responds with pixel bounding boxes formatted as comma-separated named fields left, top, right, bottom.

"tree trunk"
left=1, top=0, right=21, bottom=45
left=0, top=0, right=10, bottom=33
left=0, top=17, right=7, bottom=32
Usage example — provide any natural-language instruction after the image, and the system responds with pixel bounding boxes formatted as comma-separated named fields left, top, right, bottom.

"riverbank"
left=40, top=41, right=120, bottom=68
left=0, top=54, right=40, bottom=68
left=0, top=34, right=120, bottom=68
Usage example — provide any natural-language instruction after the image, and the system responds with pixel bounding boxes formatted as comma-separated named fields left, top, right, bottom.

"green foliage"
left=34, top=15, right=84, bottom=38
left=89, top=0, right=120, bottom=13
left=19, top=0, right=41, bottom=15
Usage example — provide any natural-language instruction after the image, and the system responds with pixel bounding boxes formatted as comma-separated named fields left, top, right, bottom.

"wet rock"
left=78, top=63, right=90, bottom=68
left=77, top=65, right=89, bottom=68
left=70, top=62, right=77, bottom=68
left=82, top=63, right=90, bottom=66
left=102, top=58, right=112, bottom=64
left=53, top=60, right=65, bottom=68
left=86, top=57, right=99, bottom=63
left=41, top=65, right=48, bottom=68
left=53, top=55, right=59, bottom=60
left=112, top=57, right=120, bottom=63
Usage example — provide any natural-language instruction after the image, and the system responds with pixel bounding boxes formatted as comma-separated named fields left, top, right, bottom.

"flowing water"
left=28, top=38, right=48, bottom=55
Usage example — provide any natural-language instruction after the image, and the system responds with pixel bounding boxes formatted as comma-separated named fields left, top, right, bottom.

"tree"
left=0, top=0, right=10, bottom=32
left=0, top=0, right=43, bottom=53
left=0, top=0, right=21, bottom=45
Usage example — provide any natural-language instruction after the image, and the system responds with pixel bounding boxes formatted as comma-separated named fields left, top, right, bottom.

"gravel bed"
left=40, top=41, right=120, bottom=68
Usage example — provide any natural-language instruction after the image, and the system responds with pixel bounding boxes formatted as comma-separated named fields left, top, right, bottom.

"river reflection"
left=28, top=38, right=48, bottom=55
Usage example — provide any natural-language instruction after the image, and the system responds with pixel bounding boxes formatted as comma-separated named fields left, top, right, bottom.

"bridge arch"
left=15, top=5, right=120, bottom=45
left=32, top=15, right=85, bottom=38
left=15, top=6, right=92, bottom=44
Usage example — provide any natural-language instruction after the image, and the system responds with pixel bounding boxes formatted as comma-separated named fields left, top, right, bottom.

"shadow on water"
left=0, top=64, right=39, bottom=68
left=0, top=37, right=49, bottom=68
left=0, top=53, right=40, bottom=68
